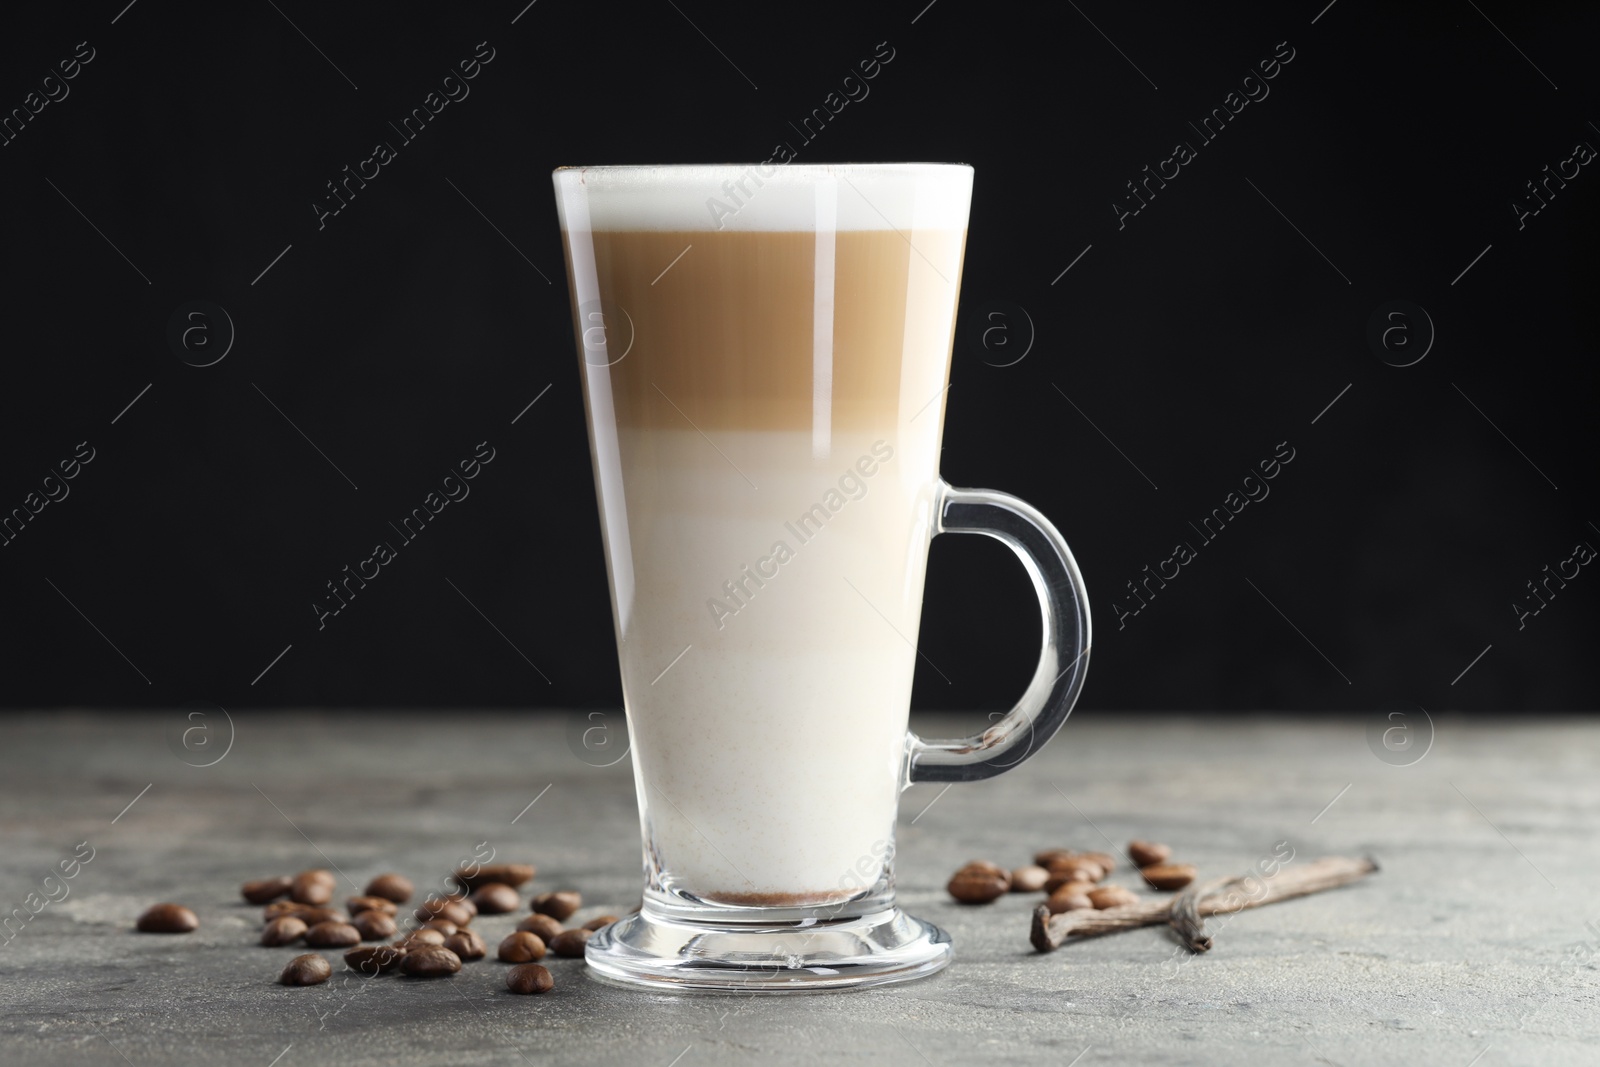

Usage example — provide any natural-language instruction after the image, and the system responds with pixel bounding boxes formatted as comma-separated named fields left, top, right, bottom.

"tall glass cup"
left=552, top=163, right=1090, bottom=991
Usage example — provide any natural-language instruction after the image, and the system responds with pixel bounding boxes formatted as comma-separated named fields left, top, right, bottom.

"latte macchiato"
left=555, top=165, right=969, bottom=905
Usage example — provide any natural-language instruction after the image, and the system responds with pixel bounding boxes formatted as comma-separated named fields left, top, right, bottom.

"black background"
left=1, top=0, right=1594, bottom=714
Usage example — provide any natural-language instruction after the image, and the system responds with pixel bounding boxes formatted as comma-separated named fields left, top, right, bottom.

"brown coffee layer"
left=564, top=229, right=966, bottom=432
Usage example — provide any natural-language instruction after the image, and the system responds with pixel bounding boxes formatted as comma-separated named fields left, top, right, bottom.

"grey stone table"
left=1, top=710, right=1595, bottom=1066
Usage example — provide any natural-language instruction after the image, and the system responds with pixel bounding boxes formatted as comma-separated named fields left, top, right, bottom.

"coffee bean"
left=469, top=883, right=520, bottom=915
left=364, top=873, right=413, bottom=904
left=444, top=930, right=487, bottom=961
left=304, top=921, right=361, bottom=948
left=393, top=929, right=445, bottom=949
left=344, top=944, right=406, bottom=975
left=498, top=931, right=547, bottom=963
left=962, top=860, right=1009, bottom=879
left=1009, top=865, right=1049, bottom=893
left=947, top=865, right=1009, bottom=904
left=1045, top=887, right=1095, bottom=914
left=414, top=898, right=472, bottom=927
left=261, top=916, right=308, bottom=946
left=1040, top=872, right=1082, bottom=893
left=263, top=904, right=340, bottom=927
left=506, top=963, right=553, bottom=995
left=290, top=870, right=335, bottom=906
left=280, top=953, right=332, bottom=985
left=352, top=912, right=397, bottom=941
left=960, top=860, right=1012, bottom=884
left=1043, top=868, right=1099, bottom=894
left=1082, top=851, right=1118, bottom=873
left=1140, top=863, right=1197, bottom=890
left=1087, top=886, right=1139, bottom=910
left=1044, top=856, right=1105, bottom=882
left=280, top=910, right=325, bottom=931
left=346, top=896, right=398, bottom=917
left=452, top=863, right=536, bottom=892
left=136, top=903, right=198, bottom=933
left=517, top=914, right=563, bottom=942
left=1033, top=848, right=1073, bottom=868
left=400, top=946, right=462, bottom=978
left=532, top=891, right=581, bottom=921
left=581, top=915, right=619, bottom=932
left=448, top=894, right=479, bottom=919
left=241, top=877, right=292, bottom=905
left=421, top=919, right=459, bottom=937
left=1127, top=840, right=1171, bottom=868
left=548, top=929, right=591, bottom=958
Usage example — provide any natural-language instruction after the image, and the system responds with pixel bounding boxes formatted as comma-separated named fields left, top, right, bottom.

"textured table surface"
left=0, top=709, right=1595, bottom=1066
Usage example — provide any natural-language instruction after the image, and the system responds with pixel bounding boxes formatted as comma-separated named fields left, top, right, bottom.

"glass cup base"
left=583, top=904, right=952, bottom=992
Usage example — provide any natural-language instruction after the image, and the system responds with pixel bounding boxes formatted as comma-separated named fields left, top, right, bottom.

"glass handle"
left=905, top=483, right=1092, bottom=783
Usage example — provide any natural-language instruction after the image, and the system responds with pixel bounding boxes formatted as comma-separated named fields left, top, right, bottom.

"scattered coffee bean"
left=443, top=930, right=487, bottom=961
left=304, top=921, right=361, bottom=948
left=581, top=915, right=619, bottom=932
left=290, top=869, right=335, bottom=906
left=241, top=877, right=292, bottom=905
left=1043, top=868, right=1098, bottom=894
left=1033, top=848, right=1073, bottom=868
left=469, top=883, right=520, bottom=915
left=532, top=891, right=581, bottom=921
left=1082, top=851, right=1118, bottom=873
left=548, top=929, right=591, bottom=958
left=452, top=863, right=537, bottom=891
left=1139, top=863, right=1197, bottom=891
left=1045, top=887, right=1095, bottom=914
left=964, top=860, right=1009, bottom=878
left=506, top=963, right=553, bottom=995
left=448, top=894, right=479, bottom=919
left=344, top=944, right=406, bottom=975
left=136, top=903, right=198, bottom=933
left=1087, top=886, right=1139, bottom=910
left=1045, top=856, right=1105, bottom=881
left=400, top=946, right=462, bottom=978
left=1127, top=840, right=1171, bottom=868
left=261, top=916, right=308, bottom=946
left=364, top=873, right=413, bottom=904
left=393, top=928, right=446, bottom=949
left=280, top=953, right=332, bottom=985
left=498, top=931, right=547, bottom=963
left=517, top=914, right=563, bottom=941
left=352, top=911, right=397, bottom=941
left=947, top=862, right=1010, bottom=904
left=346, top=896, right=398, bottom=917
left=414, top=898, right=472, bottom=926
left=1009, top=865, right=1049, bottom=893
left=263, top=904, right=340, bottom=927
left=420, top=919, right=459, bottom=937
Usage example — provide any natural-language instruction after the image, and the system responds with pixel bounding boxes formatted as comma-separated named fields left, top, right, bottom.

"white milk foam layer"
left=554, top=163, right=972, bottom=233
left=614, top=428, right=941, bottom=902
